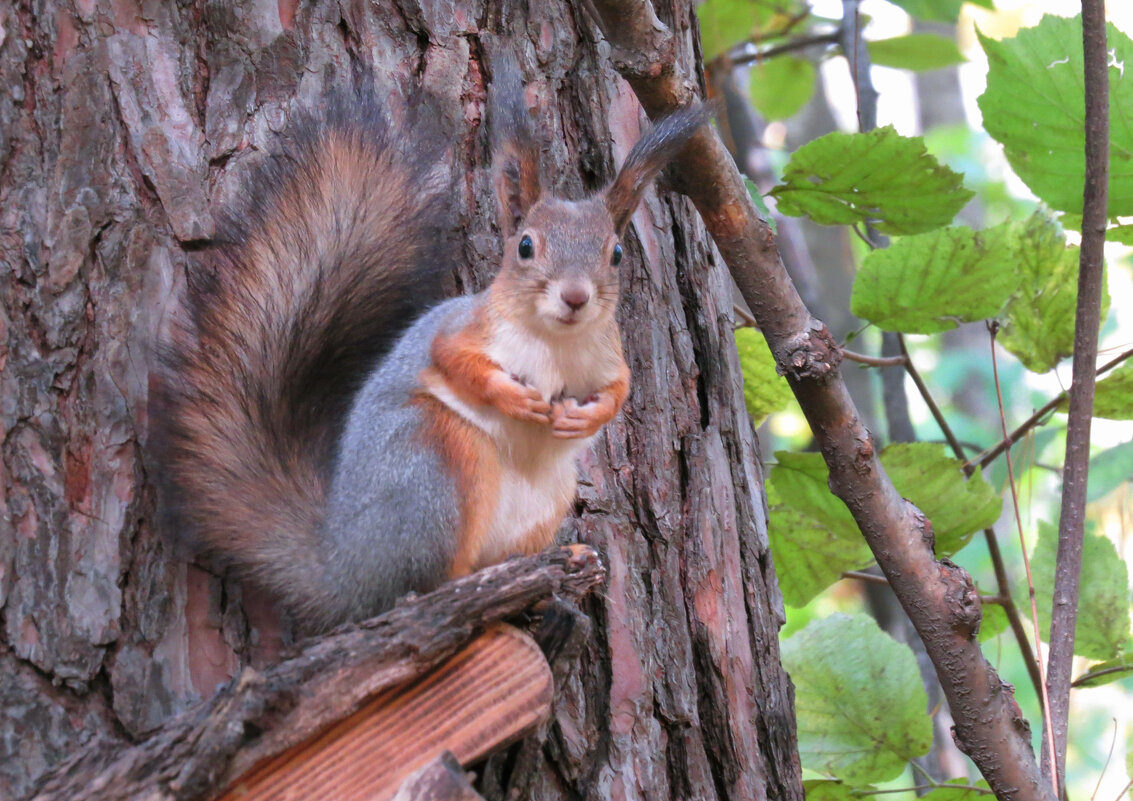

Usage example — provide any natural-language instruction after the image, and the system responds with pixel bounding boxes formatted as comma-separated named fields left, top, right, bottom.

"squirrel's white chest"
left=486, top=322, right=609, bottom=400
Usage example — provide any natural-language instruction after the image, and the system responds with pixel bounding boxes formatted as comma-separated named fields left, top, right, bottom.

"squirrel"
left=154, top=57, right=710, bottom=633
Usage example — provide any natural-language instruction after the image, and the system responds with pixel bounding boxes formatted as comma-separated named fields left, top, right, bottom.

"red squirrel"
left=155, top=56, right=710, bottom=632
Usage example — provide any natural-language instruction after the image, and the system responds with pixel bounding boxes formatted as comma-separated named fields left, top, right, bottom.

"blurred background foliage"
left=703, top=0, right=1133, bottom=798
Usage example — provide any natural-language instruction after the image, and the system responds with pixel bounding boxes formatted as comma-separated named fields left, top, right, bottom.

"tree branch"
left=1043, top=0, right=1110, bottom=788
left=972, top=347, right=1133, bottom=471
left=29, top=546, right=605, bottom=801
left=581, top=3, right=1055, bottom=799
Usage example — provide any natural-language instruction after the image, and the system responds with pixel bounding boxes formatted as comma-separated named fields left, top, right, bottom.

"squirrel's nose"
left=560, top=285, right=590, bottom=311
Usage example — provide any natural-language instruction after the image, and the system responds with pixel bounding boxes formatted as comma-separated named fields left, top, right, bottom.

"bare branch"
left=580, top=2, right=1055, bottom=798
left=972, top=347, right=1133, bottom=471
left=1044, top=0, right=1111, bottom=788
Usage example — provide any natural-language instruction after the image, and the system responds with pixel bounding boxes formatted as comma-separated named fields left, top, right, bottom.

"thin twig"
left=899, top=335, right=965, bottom=458
left=733, top=303, right=759, bottom=329
left=1090, top=720, right=1119, bottom=801
left=729, top=30, right=841, bottom=67
left=1043, top=3, right=1110, bottom=787
left=1071, top=665, right=1133, bottom=688
left=990, top=323, right=1060, bottom=799
left=971, top=347, right=1133, bottom=471
left=854, top=785, right=993, bottom=797
left=842, top=570, right=890, bottom=586
left=841, top=349, right=906, bottom=367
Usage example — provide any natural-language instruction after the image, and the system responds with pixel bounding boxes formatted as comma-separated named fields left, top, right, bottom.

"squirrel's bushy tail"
left=154, top=90, right=453, bottom=623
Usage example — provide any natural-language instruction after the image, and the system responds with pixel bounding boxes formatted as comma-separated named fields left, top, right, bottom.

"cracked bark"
left=0, top=2, right=799, bottom=800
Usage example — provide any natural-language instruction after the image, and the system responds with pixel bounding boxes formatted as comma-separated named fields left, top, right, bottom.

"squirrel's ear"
left=489, top=53, right=542, bottom=237
left=604, top=103, right=714, bottom=236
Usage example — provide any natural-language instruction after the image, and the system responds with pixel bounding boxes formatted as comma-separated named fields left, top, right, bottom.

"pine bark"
left=0, top=2, right=801, bottom=800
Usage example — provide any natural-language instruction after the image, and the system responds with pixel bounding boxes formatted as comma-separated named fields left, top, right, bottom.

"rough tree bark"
left=0, top=2, right=800, bottom=799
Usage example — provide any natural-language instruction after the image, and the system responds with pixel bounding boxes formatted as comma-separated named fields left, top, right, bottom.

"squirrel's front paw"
left=487, top=371, right=552, bottom=424
left=551, top=396, right=612, bottom=439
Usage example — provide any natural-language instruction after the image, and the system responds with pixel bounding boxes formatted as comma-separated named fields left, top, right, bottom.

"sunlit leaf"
left=1086, top=441, right=1133, bottom=502
left=1025, top=520, right=1132, bottom=660
left=697, top=0, right=767, bottom=60
left=1108, top=224, right=1133, bottom=245
left=768, top=453, right=873, bottom=607
left=997, top=213, right=1109, bottom=373
left=884, top=443, right=1002, bottom=555
left=783, top=614, right=933, bottom=783
left=735, top=327, right=793, bottom=425
left=1090, top=362, right=1133, bottom=420
left=868, top=33, right=966, bottom=71
left=851, top=225, right=1015, bottom=334
left=749, top=56, right=817, bottom=120
left=1073, top=653, right=1133, bottom=688
left=977, top=15, right=1133, bottom=217
left=770, top=127, right=973, bottom=234
left=919, top=780, right=994, bottom=801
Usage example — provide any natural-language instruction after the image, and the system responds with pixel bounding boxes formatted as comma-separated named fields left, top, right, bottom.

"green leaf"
left=1087, top=441, right=1133, bottom=502
left=1024, top=521, right=1132, bottom=660
left=882, top=0, right=985, bottom=23
left=883, top=443, right=1002, bottom=554
left=783, top=614, right=933, bottom=783
left=744, top=176, right=777, bottom=231
left=735, top=327, right=793, bottom=425
left=697, top=0, right=766, bottom=60
left=978, top=601, right=1009, bottom=642
left=851, top=225, right=1016, bottom=334
left=768, top=453, right=874, bottom=607
left=749, top=56, right=817, bottom=121
left=1108, top=224, right=1133, bottom=245
left=770, top=127, right=974, bottom=235
left=1073, top=653, right=1133, bottom=688
left=1091, top=362, right=1133, bottom=420
left=919, top=781, right=993, bottom=801
left=804, top=780, right=863, bottom=801
left=977, top=15, right=1133, bottom=217
left=997, top=213, right=1109, bottom=373
left=868, top=34, right=966, bottom=71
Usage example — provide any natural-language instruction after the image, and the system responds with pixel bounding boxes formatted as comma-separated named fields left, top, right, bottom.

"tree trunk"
left=0, top=2, right=801, bottom=800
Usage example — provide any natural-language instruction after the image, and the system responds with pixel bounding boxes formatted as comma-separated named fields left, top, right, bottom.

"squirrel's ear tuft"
left=489, top=52, right=542, bottom=237
left=604, top=102, right=714, bottom=235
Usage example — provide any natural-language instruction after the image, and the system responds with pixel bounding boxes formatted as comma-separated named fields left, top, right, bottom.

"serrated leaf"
left=868, top=34, right=966, bottom=71
left=1087, top=441, right=1133, bottom=502
left=770, top=127, right=974, bottom=235
left=735, top=327, right=793, bottom=425
left=884, top=443, right=1002, bottom=554
left=749, top=56, right=817, bottom=120
left=768, top=446, right=999, bottom=605
left=768, top=453, right=873, bottom=606
left=1073, top=653, right=1133, bottom=688
left=770, top=505, right=875, bottom=607
left=977, top=16, right=1133, bottom=217
left=851, top=225, right=1016, bottom=334
left=783, top=614, right=933, bottom=783
left=1108, top=224, right=1133, bottom=245
left=1024, top=520, right=1132, bottom=660
left=997, top=213, right=1109, bottom=373
left=1091, top=362, right=1133, bottom=420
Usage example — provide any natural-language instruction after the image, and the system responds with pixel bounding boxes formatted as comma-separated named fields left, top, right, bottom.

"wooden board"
left=216, top=624, right=551, bottom=801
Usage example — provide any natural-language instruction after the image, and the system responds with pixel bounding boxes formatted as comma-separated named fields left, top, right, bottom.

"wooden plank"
left=216, top=624, right=550, bottom=801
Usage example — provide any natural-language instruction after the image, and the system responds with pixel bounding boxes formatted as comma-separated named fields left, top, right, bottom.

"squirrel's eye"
left=518, top=235, right=534, bottom=259
left=611, top=243, right=623, bottom=266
